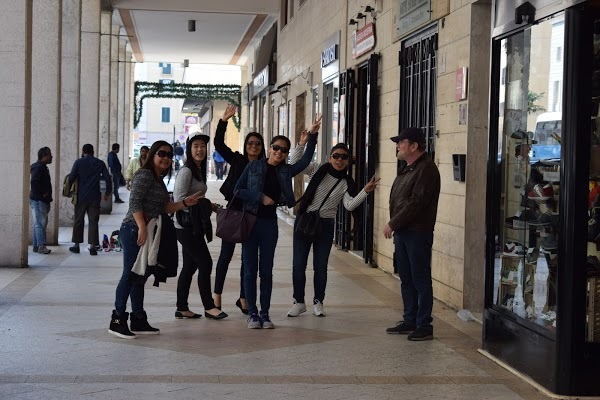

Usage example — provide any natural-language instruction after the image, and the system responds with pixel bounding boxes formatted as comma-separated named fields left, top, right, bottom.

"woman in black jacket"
left=213, top=105, right=265, bottom=314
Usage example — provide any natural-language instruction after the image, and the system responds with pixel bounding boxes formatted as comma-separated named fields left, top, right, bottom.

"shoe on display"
left=528, top=183, right=553, bottom=200
left=287, top=302, right=307, bottom=317
left=510, top=129, right=529, bottom=140
left=313, top=300, right=326, bottom=317
left=502, top=242, right=526, bottom=257
left=541, top=235, right=558, bottom=250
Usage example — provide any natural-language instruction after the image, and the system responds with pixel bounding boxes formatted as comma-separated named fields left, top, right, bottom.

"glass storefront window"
left=586, top=18, right=600, bottom=343
left=493, top=15, right=564, bottom=330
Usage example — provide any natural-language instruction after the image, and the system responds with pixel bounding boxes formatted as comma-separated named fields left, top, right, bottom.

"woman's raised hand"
left=308, top=114, right=322, bottom=134
left=298, top=130, right=309, bottom=146
left=364, top=175, right=380, bottom=193
left=222, top=105, right=237, bottom=121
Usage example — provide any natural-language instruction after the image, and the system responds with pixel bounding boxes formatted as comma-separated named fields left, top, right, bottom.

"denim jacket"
left=234, top=134, right=317, bottom=214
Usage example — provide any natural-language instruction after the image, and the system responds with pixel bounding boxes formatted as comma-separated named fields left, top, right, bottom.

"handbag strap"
left=316, top=179, right=343, bottom=211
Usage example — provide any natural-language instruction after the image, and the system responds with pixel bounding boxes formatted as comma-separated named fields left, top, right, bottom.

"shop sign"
left=352, top=23, right=376, bottom=59
left=396, top=0, right=431, bottom=39
left=456, top=67, right=468, bottom=101
left=253, top=67, right=269, bottom=95
left=184, top=116, right=198, bottom=124
left=321, top=44, right=338, bottom=67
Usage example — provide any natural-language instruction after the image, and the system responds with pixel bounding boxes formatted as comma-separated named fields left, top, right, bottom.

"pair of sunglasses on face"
left=156, top=150, right=173, bottom=159
left=271, top=144, right=289, bottom=154
left=247, top=140, right=262, bottom=147
left=331, top=153, right=349, bottom=160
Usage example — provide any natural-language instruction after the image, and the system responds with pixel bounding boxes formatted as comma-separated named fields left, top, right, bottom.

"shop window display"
left=493, top=16, right=563, bottom=330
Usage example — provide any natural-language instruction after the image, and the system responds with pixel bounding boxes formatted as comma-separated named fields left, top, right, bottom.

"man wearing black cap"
left=384, top=127, right=440, bottom=341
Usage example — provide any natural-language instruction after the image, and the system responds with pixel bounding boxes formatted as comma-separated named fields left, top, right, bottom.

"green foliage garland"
left=134, top=81, right=242, bottom=130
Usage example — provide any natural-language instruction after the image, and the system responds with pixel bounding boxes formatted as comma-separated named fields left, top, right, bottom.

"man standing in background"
left=213, top=149, right=225, bottom=180
left=29, top=147, right=54, bottom=254
left=107, top=143, right=124, bottom=203
left=125, top=145, right=149, bottom=190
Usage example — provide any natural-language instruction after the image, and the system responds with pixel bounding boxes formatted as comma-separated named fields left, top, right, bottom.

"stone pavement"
left=0, top=176, right=551, bottom=399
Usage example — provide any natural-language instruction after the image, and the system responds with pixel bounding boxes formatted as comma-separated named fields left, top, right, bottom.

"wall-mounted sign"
left=253, top=66, right=269, bottom=95
left=185, top=116, right=198, bottom=124
left=456, top=66, right=468, bottom=101
left=321, top=44, right=338, bottom=67
left=352, top=22, right=376, bottom=59
left=396, top=0, right=431, bottom=39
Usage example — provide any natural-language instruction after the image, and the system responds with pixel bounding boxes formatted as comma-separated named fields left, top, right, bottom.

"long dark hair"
left=141, top=140, right=173, bottom=182
left=184, top=135, right=208, bottom=182
left=243, top=132, right=266, bottom=160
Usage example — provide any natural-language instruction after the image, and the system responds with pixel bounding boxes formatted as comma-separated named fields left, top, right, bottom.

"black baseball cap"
left=390, top=128, right=425, bottom=144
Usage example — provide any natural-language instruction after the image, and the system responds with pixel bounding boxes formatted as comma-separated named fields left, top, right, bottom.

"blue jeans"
left=214, top=239, right=245, bottom=299
left=30, top=199, right=50, bottom=247
left=292, top=217, right=335, bottom=303
left=394, top=230, right=434, bottom=328
left=114, top=221, right=144, bottom=314
left=242, top=217, right=278, bottom=315
left=112, top=172, right=122, bottom=200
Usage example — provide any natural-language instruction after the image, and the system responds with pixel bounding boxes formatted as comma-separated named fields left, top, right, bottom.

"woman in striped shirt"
left=287, top=139, right=379, bottom=318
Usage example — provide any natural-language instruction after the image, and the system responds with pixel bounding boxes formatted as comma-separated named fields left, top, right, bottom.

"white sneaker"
left=287, top=302, right=306, bottom=317
left=313, top=301, right=325, bottom=317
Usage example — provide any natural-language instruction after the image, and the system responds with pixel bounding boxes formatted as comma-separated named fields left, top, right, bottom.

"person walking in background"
left=234, top=116, right=320, bottom=329
left=174, top=141, right=184, bottom=171
left=173, top=132, right=228, bottom=320
left=287, top=139, right=379, bottom=317
left=109, top=140, right=205, bottom=339
left=108, top=143, right=124, bottom=203
left=30, top=147, right=54, bottom=255
left=384, top=128, right=440, bottom=341
left=68, top=144, right=112, bottom=256
left=212, top=149, right=225, bottom=180
left=125, top=145, right=149, bottom=190
left=212, top=105, right=266, bottom=314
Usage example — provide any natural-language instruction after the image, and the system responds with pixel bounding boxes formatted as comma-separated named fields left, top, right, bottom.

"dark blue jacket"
left=107, top=151, right=122, bottom=175
left=30, top=161, right=52, bottom=203
left=234, top=134, right=317, bottom=214
left=68, top=155, right=112, bottom=204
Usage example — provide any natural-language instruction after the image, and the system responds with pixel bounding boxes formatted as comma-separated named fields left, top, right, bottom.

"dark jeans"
left=394, top=230, right=434, bottom=328
left=112, top=172, right=122, bottom=200
left=242, top=217, right=278, bottom=315
left=292, top=217, right=335, bottom=304
left=214, top=239, right=245, bottom=299
left=71, top=201, right=100, bottom=245
left=176, top=228, right=215, bottom=310
left=215, top=162, right=225, bottom=179
left=115, top=221, right=144, bottom=314
left=30, top=199, right=50, bottom=247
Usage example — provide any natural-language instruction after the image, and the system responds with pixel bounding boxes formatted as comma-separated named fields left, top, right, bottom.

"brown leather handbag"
left=215, top=192, right=257, bottom=243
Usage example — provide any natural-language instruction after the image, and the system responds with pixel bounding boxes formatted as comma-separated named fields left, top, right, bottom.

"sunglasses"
left=247, top=140, right=262, bottom=147
left=331, top=153, right=349, bottom=160
left=271, top=144, right=289, bottom=153
left=156, top=150, right=173, bottom=159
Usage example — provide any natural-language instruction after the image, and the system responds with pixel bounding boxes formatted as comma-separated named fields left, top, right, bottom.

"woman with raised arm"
left=212, top=105, right=266, bottom=314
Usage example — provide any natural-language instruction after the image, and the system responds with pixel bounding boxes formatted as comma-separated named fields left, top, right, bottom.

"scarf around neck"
left=297, top=163, right=357, bottom=215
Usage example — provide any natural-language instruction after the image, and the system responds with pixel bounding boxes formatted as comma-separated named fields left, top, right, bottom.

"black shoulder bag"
left=295, top=179, right=342, bottom=241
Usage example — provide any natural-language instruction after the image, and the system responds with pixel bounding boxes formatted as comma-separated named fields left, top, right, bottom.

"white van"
left=530, top=112, right=561, bottom=162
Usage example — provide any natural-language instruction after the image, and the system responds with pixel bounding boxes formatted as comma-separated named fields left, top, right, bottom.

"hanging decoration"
left=134, top=81, right=242, bottom=130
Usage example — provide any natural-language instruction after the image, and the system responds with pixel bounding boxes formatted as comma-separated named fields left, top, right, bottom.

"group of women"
left=108, top=105, right=378, bottom=339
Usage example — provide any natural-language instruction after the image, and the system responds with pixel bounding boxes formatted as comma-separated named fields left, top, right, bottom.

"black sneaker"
left=108, top=311, right=136, bottom=339
left=407, top=326, right=434, bottom=341
left=386, top=321, right=416, bottom=334
left=69, top=245, right=80, bottom=254
left=89, top=247, right=98, bottom=256
left=32, top=246, right=38, bottom=253
left=114, top=199, right=125, bottom=203
left=130, top=311, right=160, bottom=335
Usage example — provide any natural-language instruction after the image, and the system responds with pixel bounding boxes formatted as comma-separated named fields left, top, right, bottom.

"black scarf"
left=297, top=163, right=357, bottom=215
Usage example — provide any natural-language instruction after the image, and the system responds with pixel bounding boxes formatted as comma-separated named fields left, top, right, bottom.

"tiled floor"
left=0, top=178, right=554, bottom=399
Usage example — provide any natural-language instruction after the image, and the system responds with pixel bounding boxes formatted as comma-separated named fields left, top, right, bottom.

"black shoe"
left=407, top=326, right=434, bottom=341
left=89, top=247, right=98, bottom=256
left=130, top=311, right=160, bottom=334
left=205, top=311, right=228, bottom=320
left=175, top=310, right=202, bottom=319
left=32, top=246, right=38, bottom=253
left=114, top=199, right=125, bottom=203
left=108, top=311, right=136, bottom=339
left=236, top=298, right=249, bottom=315
left=69, top=245, right=80, bottom=254
left=386, top=321, right=416, bottom=334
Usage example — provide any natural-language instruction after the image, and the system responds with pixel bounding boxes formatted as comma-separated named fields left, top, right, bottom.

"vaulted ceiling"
left=110, top=0, right=280, bottom=65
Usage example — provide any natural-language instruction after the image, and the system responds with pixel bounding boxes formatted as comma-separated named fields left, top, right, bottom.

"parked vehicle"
left=530, top=112, right=561, bottom=163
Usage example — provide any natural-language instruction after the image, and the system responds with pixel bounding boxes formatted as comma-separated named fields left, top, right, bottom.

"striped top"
left=291, top=145, right=368, bottom=219
left=123, top=169, right=169, bottom=223
left=172, top=166, right=207, bottom=229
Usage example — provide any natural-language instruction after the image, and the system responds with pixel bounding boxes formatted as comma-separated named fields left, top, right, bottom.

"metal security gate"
left=399, top=25, right=438, bottom=158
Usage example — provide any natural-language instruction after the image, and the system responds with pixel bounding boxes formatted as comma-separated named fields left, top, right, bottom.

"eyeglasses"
left=247, top=140, right=262, bottom=147
left=271, top=144, right=289, bottom=153
left=156, top=150, right=173, bottom=159
left=331, top=153, right=349, bottom=160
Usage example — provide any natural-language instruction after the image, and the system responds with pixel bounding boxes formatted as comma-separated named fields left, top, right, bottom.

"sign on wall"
left=396, top=0, right=431, bottom=39
left=352, top=23, right=376, bottom=59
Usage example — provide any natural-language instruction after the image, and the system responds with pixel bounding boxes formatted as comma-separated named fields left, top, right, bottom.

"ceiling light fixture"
left=187, top=20, right=196, bottom=32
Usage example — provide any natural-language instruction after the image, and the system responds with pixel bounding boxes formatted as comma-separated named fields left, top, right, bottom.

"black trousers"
left=71, top=201, right=100, bottom=245
left=176, top=228, right=215, bottom=310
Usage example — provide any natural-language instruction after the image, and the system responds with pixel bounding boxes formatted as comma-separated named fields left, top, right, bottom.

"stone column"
left=31, top=0, right=62, bottom=245
left=0, top=0, right=32, bottom=266
left=79, top=0, right=101, bottom=150
left=122, top=50, right=132, bottom=167
left=98, top=11, right=111, bottom=162
left=109, top=25, right=119, bottom=145
left=59, top=0, right=82, bottom=225
left=117, top=38, right=126, bottom=149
